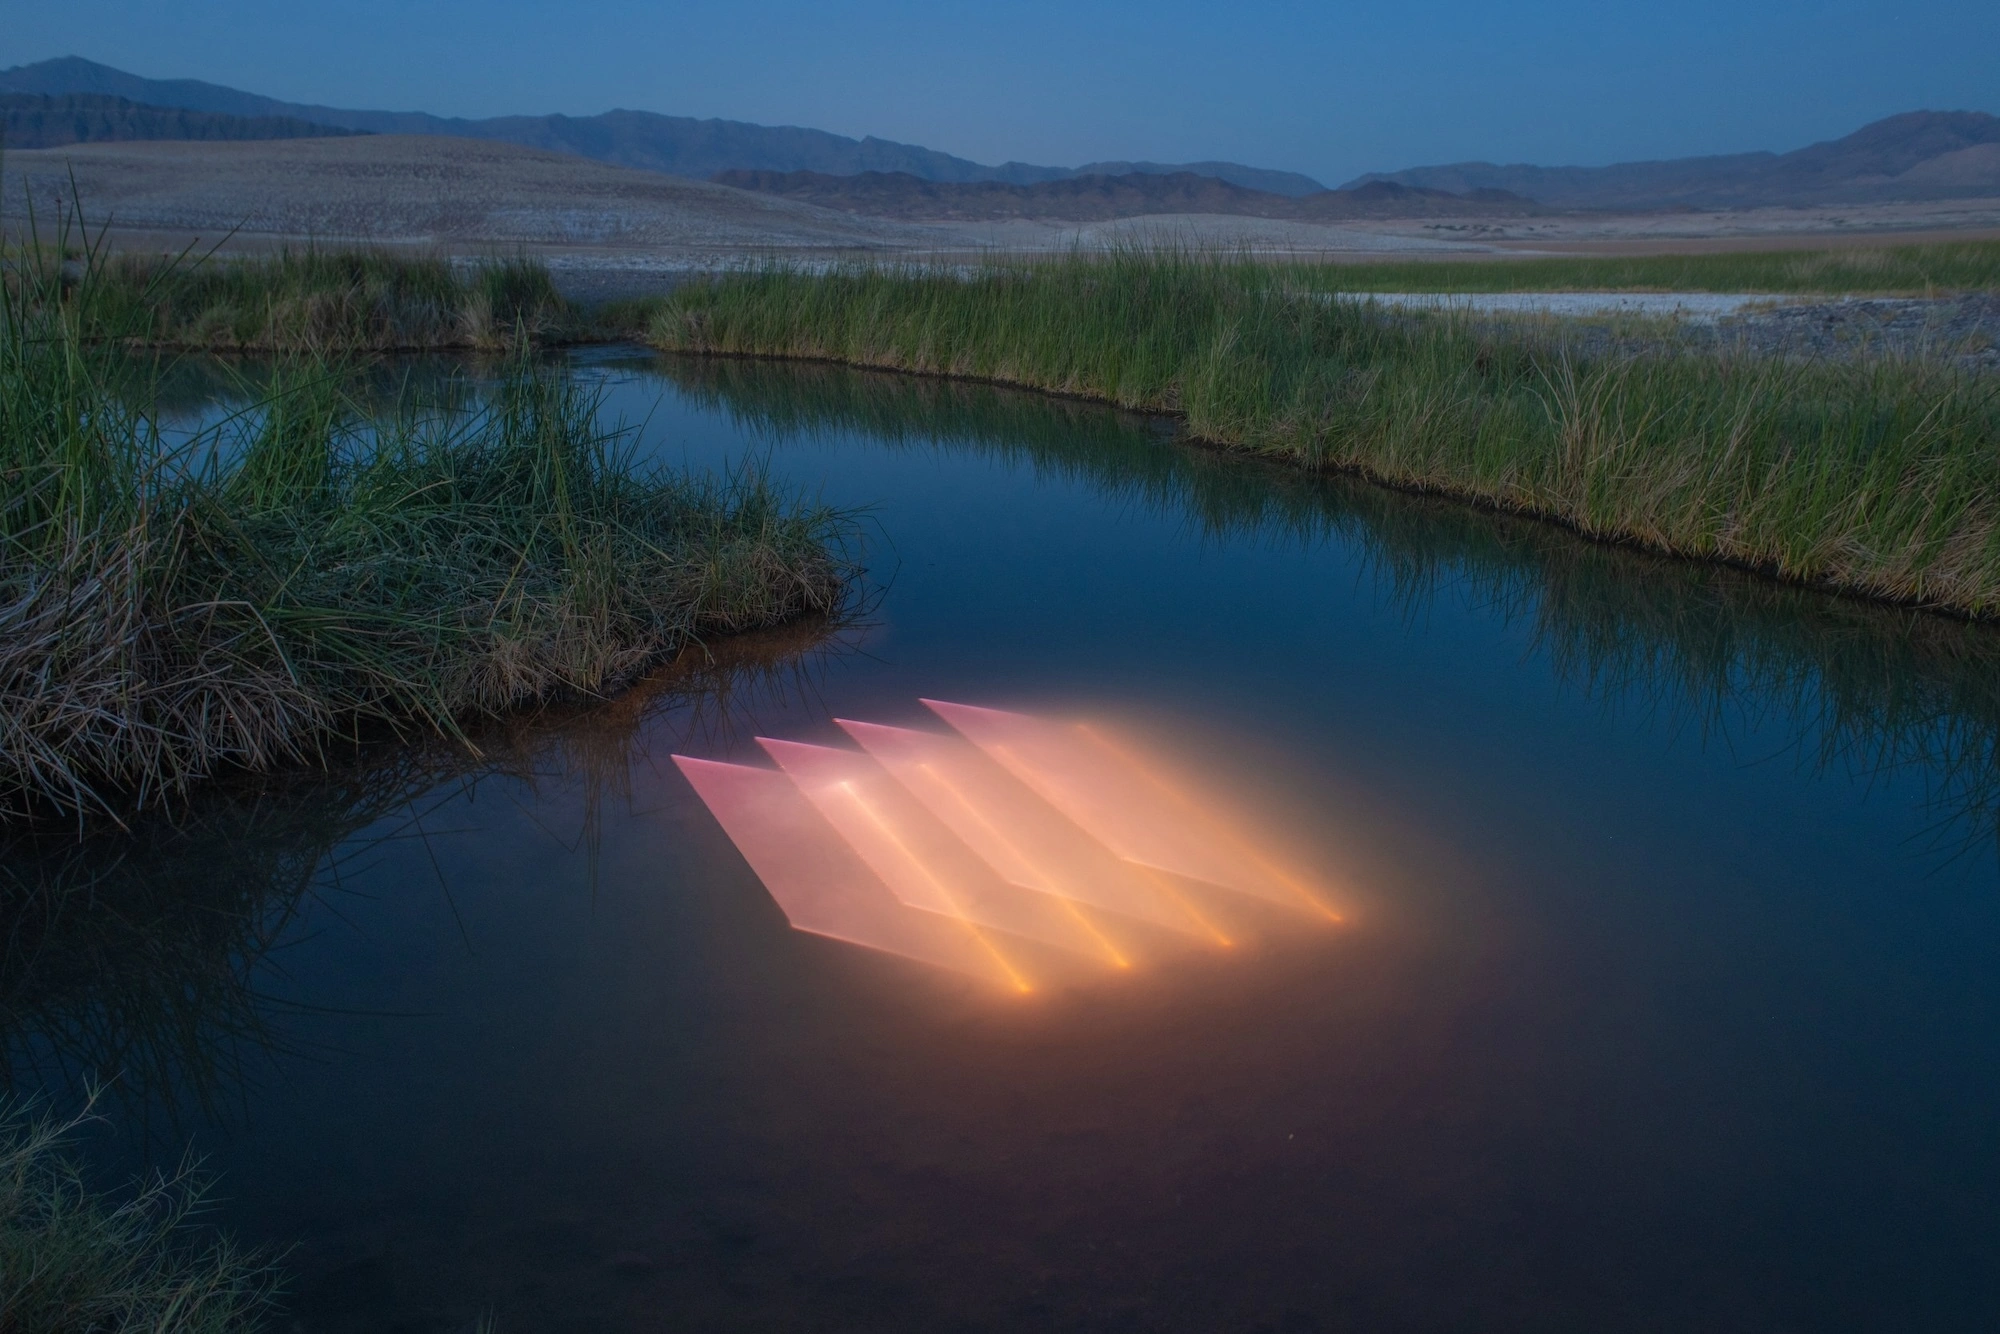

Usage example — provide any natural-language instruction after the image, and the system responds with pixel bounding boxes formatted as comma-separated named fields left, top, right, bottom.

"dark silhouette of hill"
left=1346, top=111, right=2000, bottom=208
left=15, top=56, right=1987, bottom=212
left=0, top=57, right=1324, bottom=194
left=711, top=169, right=1542, bottom=221
left=0, top=93, right=364, bottom=149
left=1068, top=160, right=1325, bottom=198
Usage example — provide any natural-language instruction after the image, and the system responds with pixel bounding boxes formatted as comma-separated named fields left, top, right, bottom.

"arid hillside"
left=0, top=135, right=937, bottom=249
left=0, top=92, right=362, bottom=148
left=1351, top=110, right=2000, bottom=208
left=0, top=56, right=1312, bottom=193
left=711, top=169, right=1541, bottom=222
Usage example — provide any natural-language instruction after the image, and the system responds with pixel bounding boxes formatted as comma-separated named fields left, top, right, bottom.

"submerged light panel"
left=673, top=702, right=1344, bottom=993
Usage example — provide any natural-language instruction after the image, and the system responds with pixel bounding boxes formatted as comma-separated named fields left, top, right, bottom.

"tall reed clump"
left=0, top=1102, right=278, bottom=1333
left=1284, top=239, right=2000, bottom=296
left=65, top=247, right=575, bottom=352
left=651, top=252, right=2000, bottom=614
left=0, top=237, right=851, bottom=820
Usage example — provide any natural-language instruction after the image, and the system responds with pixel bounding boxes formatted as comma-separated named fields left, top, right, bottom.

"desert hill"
left=1, top=92, right=364, bottom=149
left=1347, top=110, right=2000, bottom=209
left=0, top=135, right=934, bottom=249
left=0, top=56, right=1322, bottom=195
left=712, top=169, right=1542, bottom=221
left=6, top=56, right=1991, bottom=220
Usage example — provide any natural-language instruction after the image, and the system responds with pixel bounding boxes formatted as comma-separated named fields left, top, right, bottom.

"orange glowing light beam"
left=1126, top=862, right=1237, bottom=949
left=828, top=779, right=1036, bottom=993
left=678, top=701, right=1349, bottom=995
left=759, top=736, right=1124, bottom=966
left=671, top=756, right=1036, bottom=991
left=834, top=719, right=1208, bottom=938
left=1074, top=723, right=1345, bottom=923
left=911, top=763, right=1133, bottom=968
left=923, top=699, right=1341, bottom=921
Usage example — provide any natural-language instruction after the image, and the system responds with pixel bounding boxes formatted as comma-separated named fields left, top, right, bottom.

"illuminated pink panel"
left=922, top=700, right=1341, bottom=919
left=671, top=755, right=1032, bottom=991
left=755, top=739, right=1120, bottom=971
left=833, top=719, right=1210, bottom=942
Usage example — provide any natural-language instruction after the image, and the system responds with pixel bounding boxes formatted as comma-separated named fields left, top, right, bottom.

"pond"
left=10, top=348, right=2000, bottom=1331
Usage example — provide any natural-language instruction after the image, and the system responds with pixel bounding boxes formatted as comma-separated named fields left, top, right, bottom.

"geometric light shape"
left=832, top=719, right=1218, bottom=941
left=755, top=737, right=1130, bottom=970
left=921, top=700, right=1342, bottom=920
left=671, top=755, right=1037, bottom=991
left=673, top=701, right=1347, bottom=995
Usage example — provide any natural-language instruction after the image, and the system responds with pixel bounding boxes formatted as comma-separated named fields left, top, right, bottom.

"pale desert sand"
left=0, top=135, right=950, bottom=252
left=10, top=134, right=1998, bottom=269
left=5, top=135, right=1996, bottom=342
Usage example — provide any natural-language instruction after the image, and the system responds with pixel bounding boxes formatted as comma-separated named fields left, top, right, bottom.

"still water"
left=11, top=350, right=2000, bottom=1331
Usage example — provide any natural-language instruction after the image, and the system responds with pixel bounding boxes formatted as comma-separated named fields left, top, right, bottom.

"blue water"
left=9, top=350, right=2000, bottom=1331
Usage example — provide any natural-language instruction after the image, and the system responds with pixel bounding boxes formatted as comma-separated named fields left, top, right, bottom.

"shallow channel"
left=10, top=347, right=2000, bottom=1331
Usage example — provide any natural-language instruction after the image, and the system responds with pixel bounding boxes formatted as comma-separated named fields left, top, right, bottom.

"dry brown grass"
left=652, top=253, right=2000, bottom=614
left=2, top=237, right=852, bottom=822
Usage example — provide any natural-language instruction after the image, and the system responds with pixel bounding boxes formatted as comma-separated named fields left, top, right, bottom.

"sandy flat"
left=914, top=214, right=1500, bottom=254
left=4, top=136, right=1996, bottom=287
left=0, top=135, right=951, bottom=251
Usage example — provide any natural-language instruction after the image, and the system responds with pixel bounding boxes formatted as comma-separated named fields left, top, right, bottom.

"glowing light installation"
left=673, top=703, right=1342, bottom=993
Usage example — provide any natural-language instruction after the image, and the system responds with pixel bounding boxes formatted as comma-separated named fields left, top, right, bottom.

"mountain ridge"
left=0, top=92, right=366, bottom=149
left=7, top=57, right=1994, bottom=212
left=1345, top=110, right=2000, bottom=208
left=0, top=56, right=1325, bottom=195
left=711, top=169, right=1543, bottom=222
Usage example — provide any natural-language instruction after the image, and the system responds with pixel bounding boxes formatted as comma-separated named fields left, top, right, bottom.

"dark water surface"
left=11, top=349, right=2000, bottom=1331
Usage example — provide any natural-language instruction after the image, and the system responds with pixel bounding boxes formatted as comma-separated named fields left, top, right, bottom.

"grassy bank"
left=677, top=356, right=2000, bottom=847
left=1282, top=240, right=2000, bottom=296
left=650, top=253, right=2000, bottom=616
left=1, top=1103, right=276, bottom=1332
left=15, top=236, right=1995, bottom=359
left=2, top=245, right=851, bottom=821
left=25, top=246, right=607, bottom=352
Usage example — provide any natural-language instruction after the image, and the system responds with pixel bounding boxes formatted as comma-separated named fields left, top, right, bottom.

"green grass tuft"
left=1, top=220, right=853, bottom=821
left=1, top=1101, right=277, bottom=1333
left=1281, top=240, right=2000, bottom=295
left=649, top=251, right=2000, bottom=615
left=25, top=245, right=592, bottom=352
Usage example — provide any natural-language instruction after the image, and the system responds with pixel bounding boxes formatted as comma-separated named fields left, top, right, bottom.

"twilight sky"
left=7, top=1, right=1997, bottom=185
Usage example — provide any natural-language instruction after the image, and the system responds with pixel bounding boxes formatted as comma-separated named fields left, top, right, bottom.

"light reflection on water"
left=680, top=703, right=1346, bottom=992
left=8, top=349, right=2000, bottom=1330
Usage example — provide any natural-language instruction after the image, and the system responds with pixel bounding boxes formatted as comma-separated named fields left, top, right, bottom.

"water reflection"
left=679, top=702, right=1341, bottom=990
left=29, top=351, right=1996, bottom=1124
left=661, top=353, right=2000, bottom=857
left=9, top=351, right=2000, bottom=1328
left=0, top=617, right=854, bottom=1126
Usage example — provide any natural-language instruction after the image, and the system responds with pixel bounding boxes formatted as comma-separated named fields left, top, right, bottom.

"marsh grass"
left=670, top=356, right=2000, bottom=850
left=1280, top=240, right=2000, bottom=296
left=651, top=252, right=2000, bottom=615
left=21, top=243, right=585, bottom=352
left=0, top=1101, right=277, bottom=1333
left=1, top=225, right=852, bottom=821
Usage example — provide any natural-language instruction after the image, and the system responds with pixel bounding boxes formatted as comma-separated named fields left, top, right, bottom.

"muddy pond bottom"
left=11, top=349, right=2000, bottom=1332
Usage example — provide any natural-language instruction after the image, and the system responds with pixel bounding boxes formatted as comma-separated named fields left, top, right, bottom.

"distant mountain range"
left=4, top=56, right=1994, bottom=214
left=1345, top=111, right=2000, bottom=208
left=1, top=92, right=364, bottom=149
left=712, top=169, right=1541, bottom=222
left=0, top=57, right=1326, bottom=196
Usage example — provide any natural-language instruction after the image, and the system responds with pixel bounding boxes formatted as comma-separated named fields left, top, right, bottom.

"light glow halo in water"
left=675, top=702, right=1343, bottom=991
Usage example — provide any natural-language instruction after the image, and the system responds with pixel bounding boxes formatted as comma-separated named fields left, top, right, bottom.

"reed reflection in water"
left=9, top=351, right=2000, bottom=1329
left=657, top=352, right=2000, bottom=862
left=0, top=616, right=858, bottom=1129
